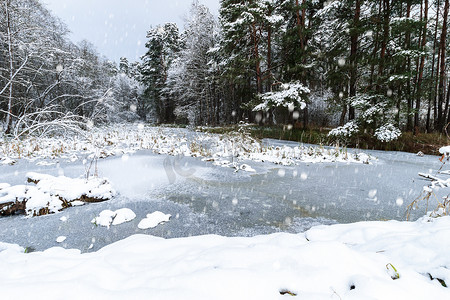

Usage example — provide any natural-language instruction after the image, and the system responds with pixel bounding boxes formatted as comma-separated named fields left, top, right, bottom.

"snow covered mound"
left=138, top=211, right=171, bottom=229
left=0, top=173, right=115, bottom=217
left=92, top=208, right=136, bottom=228
left=0, top=217, right=449, bottom=299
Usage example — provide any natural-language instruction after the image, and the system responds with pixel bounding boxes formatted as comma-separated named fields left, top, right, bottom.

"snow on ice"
left=92, top=208, right=136, bottom=228
left=55, top=236, right=66, bottom=243
left=138, top=211, right=171, bottom=229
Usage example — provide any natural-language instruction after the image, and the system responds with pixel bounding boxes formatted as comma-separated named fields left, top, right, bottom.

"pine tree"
left=164, top=1, right=217, bottom=125
left=140, top=23, right=180, bottom=122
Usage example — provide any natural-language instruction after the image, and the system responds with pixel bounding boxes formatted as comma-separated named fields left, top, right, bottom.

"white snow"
left=0, top=183, right=10, bottom=190
left=254, top=81, right=309, bottom=112
left=0, top=217, right=449, bottom=299
left=92, top=210, right=116, bottom=228
left=0, top=127, right=448, bottom=298
left=111, top=208, right=137, bottom=226
left=138, top=211, right=171, bottom=229
left=27, top=172, right=115, bottom=202
left=0, top=157, right=16, bottom=165
left=439, top=146, right=450, bottom=155
left=239, top=163, right=255, bottom=172
left=36, top=161, right=57, bottom=166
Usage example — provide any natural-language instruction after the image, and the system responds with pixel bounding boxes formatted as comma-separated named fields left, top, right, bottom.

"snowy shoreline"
left=0, top=124, right=375, bottom=168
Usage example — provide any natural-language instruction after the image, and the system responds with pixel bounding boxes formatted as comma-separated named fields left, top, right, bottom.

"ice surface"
left=0, top=126, right=446, bottom=254
left=0, top=142, right=444, bottom=252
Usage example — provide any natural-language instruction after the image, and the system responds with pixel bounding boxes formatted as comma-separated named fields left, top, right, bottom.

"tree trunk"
left=446, top=81, right=450, bottom=124
left=348, top=0, right=361, bottom=120
left=437, top=0, right=449, bottom=131
left=301, top=0, right=306, bottom=51
left=369, top=1, right=382, bottom=89
left=378, top=0, right=390, bottom=80
left=5, top=0, right=13, bottom=134
left=405, top=1, right=413, bottom=131
left=426, top=0, right=440, bottom=132
left=266, top=10, right=272, bottom=92
left=295, top=0, right=302, bottom=42
left=414, top=0, right=428, bottom=132
left=251, top=21, right=262, bottom=94
left=340, top=104, right=347, bottom=126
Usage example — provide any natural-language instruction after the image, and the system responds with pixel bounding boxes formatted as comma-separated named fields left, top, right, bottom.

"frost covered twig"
left=11, top=107, right=86, bottom=139
left=408, top=146, right=450, bottom=220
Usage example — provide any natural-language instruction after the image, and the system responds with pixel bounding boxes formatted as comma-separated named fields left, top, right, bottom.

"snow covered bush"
left=328, top=120, right=400, bottom=145
left=349, top=95, right=388, bottom=125
left=327, top=94, right=402, bottom=145
left=328, top=121, right=359, bottom=138
left=374, top=124, right=401, bottom=142
left=253, top=81, right=309, bottom=112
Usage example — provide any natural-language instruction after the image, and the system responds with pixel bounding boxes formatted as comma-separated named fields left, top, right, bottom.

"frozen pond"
left=0, top=139, right=444, bottom=252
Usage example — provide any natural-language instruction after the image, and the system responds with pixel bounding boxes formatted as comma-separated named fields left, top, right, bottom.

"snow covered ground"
left=0, top=125, right=449, bottom=299
left=0, top=216, right=449, bottom=299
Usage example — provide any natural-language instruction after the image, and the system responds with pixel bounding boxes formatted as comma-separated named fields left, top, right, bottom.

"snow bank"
left=27, top=172, right=115, bottom=202
left=0, top=173, right=115, bottom=216
left=0, top=217, right=449, bottom=299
